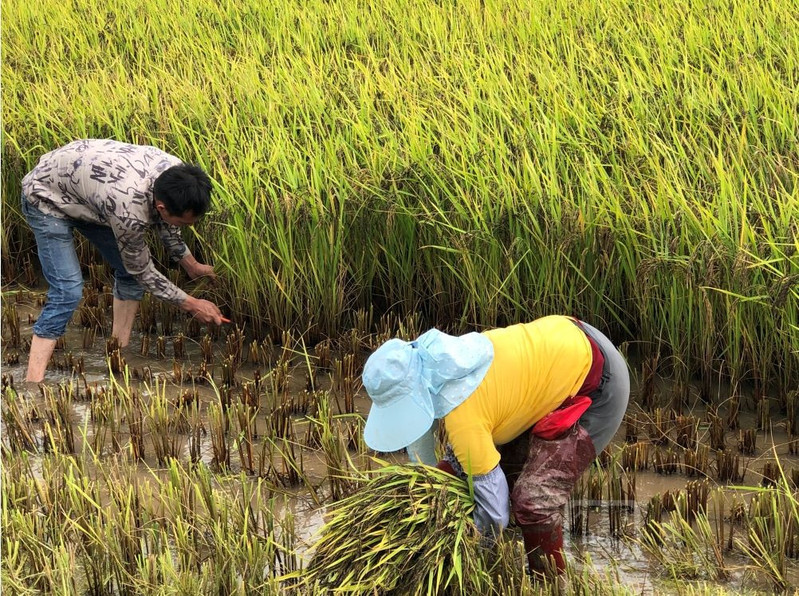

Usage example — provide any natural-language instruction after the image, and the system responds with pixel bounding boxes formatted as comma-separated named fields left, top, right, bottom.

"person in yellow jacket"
left=361, top=315, right=630, bottom=578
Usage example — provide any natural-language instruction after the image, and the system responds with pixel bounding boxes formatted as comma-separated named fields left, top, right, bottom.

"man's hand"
left=179, top=254, right=217, bottom=281
left=181, top=295, right=224, bottom=325
left=187, top=262, right=216, bottom=280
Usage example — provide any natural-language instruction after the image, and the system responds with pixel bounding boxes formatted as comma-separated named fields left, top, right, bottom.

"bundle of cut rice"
left=302, top=464, right=492, bottom=595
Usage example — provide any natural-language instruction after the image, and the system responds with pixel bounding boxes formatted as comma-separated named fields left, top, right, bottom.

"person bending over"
left=21, top=139, right=225, bottom=382
left=361, top=315, right=630, bottom=578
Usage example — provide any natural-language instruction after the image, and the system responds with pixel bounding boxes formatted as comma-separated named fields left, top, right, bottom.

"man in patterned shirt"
left=21, top=139, right=225, bottom=382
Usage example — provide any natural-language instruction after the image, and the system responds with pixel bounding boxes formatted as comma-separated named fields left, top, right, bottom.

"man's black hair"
left=153, top=164, right=212, bottom=217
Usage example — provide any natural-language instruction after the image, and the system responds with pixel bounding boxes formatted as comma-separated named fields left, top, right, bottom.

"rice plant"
left=735, top=455, right=799, bottom=590
left=2, top=0, right=796, bottom=398
left=301, top=464, right=492, bottom=594
left=638, top=495, right=728, bottom=582
left=2, top=0, right=799, bottom=591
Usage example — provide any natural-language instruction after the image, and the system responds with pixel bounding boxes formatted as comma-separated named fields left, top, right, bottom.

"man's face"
left=155, top=201, right=199, bottom=227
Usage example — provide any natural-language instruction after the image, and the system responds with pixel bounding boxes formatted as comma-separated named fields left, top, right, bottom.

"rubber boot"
left=512, top=425, right=597, bottom=579
left=522, top=524, right=565, bottom=577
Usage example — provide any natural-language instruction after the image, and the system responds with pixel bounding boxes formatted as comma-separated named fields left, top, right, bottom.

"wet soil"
left=2, top=290, right=797, bottom=594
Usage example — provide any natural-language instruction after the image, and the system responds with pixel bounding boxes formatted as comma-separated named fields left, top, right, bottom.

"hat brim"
left=363, top=391, right=434, bottom=453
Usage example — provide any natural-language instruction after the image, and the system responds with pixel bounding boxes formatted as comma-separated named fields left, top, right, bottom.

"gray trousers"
left=498, top=322, right=630, bottom=495
left=577, top=322, right=631, bottom=454
left=505, top=323, right=630, bottom=531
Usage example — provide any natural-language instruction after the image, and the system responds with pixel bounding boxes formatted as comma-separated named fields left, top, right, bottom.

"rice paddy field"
left=1, top=0, right=798, bottom=593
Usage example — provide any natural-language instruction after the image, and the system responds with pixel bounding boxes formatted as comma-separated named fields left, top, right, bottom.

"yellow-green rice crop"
left=301, top=464, right=491, bottom=594
left=2, top=0, right=797, bottom=397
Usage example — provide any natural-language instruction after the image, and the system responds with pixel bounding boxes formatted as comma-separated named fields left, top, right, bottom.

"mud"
left=2, top=290, right=797, bottom=593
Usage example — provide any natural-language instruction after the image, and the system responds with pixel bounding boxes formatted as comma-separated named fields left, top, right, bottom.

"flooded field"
left=3, top=0, right=797, bottom=591
left=2, top=289, right=797, bottom=594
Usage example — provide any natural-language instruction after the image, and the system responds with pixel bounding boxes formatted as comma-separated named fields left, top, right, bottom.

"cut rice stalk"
left=301, top=464, right=492, bottom=595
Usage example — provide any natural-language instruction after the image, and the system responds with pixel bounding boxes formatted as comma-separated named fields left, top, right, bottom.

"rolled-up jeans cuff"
left=31, top=328, right=64, bottom=340
left=113, top=280, right=144, bottom=301
left=32, top=306, right=78, bottom=339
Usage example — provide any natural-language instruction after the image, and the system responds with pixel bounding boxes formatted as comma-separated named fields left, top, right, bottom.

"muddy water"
left=2, top=291, right=798, bottom=594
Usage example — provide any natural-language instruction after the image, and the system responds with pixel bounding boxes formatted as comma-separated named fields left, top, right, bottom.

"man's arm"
left=114, top=220, right=189, bottom=305
left=110, top=219, right=223, bottom=324
left=154, top=221, right=190, bottom=263
left=156, top=223, right=217, bottom=280
left=178, top=253, right=217, bottom=280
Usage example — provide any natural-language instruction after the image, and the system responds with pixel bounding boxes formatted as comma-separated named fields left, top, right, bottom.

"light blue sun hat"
left=362, top=329, right=494, bottom=453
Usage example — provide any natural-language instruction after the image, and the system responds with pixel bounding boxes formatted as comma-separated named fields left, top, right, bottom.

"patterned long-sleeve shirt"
left=21, top=139, right=192, bottom=304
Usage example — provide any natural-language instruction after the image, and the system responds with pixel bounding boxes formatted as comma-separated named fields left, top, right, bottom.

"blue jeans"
left=21, top=195, right=144, bottom=339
